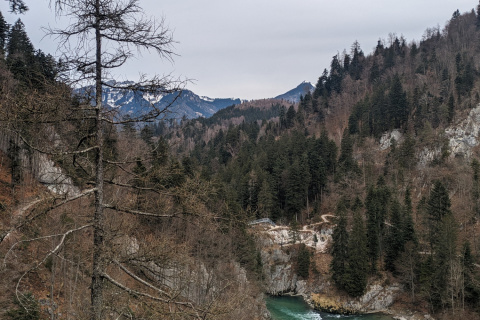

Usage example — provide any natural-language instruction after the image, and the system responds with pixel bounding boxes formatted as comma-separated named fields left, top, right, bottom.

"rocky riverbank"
left=252, top=221, right=435, bottom=320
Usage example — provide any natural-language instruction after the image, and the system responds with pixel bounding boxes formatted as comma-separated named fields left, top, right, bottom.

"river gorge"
left=266, top=296, right=394, bottom=320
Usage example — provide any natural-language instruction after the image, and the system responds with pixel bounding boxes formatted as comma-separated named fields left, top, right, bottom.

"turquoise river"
left=266, top=296, right=394, bottom=320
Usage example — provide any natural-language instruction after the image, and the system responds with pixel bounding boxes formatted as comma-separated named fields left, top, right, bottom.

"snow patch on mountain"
left=77, top=80, right=242, bottom=119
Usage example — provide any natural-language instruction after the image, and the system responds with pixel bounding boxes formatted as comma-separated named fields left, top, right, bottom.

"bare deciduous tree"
left=1, top=0, right=199, bottom=319
left=47, top=1, right=183, bottom=318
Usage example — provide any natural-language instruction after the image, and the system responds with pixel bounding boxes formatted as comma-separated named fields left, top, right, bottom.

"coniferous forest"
left=2, top=1, right=480, bottom=319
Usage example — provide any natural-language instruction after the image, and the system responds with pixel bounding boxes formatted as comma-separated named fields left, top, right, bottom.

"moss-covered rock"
left=311, top=293, right=357, bottom=315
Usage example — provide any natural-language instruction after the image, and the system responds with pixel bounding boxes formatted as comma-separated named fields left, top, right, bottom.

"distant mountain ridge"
left=82, top=81, right=242, bottom=119
left=78, top=80, right=311, bottom=119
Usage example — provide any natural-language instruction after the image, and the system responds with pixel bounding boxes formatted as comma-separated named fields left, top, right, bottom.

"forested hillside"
left=0, top=4, right=266, bottom=320
left=149, top=5, right=480, bottom=318
left=3, top=1, right=480, bottom=320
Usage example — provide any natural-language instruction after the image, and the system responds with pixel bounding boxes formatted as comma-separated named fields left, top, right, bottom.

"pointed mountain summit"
left=274, top=81, right=314, bottom=103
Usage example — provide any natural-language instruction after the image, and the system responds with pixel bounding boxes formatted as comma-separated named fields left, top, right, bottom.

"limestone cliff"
left=254, top=221, right=403, bottom=315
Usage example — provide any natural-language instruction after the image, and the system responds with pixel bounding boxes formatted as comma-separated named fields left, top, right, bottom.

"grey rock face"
left=261, top=248, right=298, bottom=295
left=445, top=105, right=480, bottom=159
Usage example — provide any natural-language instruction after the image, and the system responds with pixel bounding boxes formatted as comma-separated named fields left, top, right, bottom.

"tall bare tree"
left=2, top=1, right=192, bottom=319
left=48, top=1, right=182, bottom=318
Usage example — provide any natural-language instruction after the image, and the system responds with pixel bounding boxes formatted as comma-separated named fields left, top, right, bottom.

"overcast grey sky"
left=1, top=0, right=477, bottom=100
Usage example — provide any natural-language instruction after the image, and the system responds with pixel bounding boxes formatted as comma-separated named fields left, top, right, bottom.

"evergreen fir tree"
left=279, top=105, right=287, bottom=129
left=369, top=59, right=380, bottom=84
left=257, top=179, right=274, bottom=218
left=285, top=105, right=296, bottom=128
left=6, top=19, right=34, bottom=57
left=344, top=211, right=369, bottom=297
left=447, top=95, right=455, bottom=124
left=349, top=41, right=364, bottom=80
left=365, top=178, right=391, bottom=273
left=285, top=158, right=308, bottom=219
left=384, top=199, right=404, bottom=273
left=477, top=1, right=480, bottom=29
left=403, top=188, right=417, bottom=244
left=338, top=129, right=359, bottom=175
left=427, top=181, right=451, bottom=249
left=366, top=185, right=380, bottom=273
left=0, top=11, right=9, bottom=54
left=328, top=54, right=344, bottom=94
left=314, top=68, right=329, bottom=99
left=472, top=159, right=480, bottom=217
left=6, top=19, right=35, bottom=82
left=388, top=74, right=408, bottom=128
left=330, top=204, right=349, bottom=289
left=297, top=244, right=311, bottom=279
left=461, top=241, right=480, bottom=307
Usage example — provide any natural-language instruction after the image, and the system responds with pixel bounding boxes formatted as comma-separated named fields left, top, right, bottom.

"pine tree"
left=0, top=11, right=9, bottom=54
left=461, top=241, right=479, bottom=307
left=388, top=74, right=408, bottom=128
left=477, top=1, right=480, bottom=29
left=257, top=179, right=274, bottom=218
left=376, top=177, right=390, bottom=260
left=6, top=19, right=35, bottom=82
left=338, top=129, right=359, bottom=176
left=349, top=41, right=364, bottom=80
left=306, top=139, right=327, bottom=201
left=344, top=211, right=369, bottom=297
left=330, top=205, right=349, bottom=289
left=447, top=95, right=455, bottom=123
left=279, top=105, right=287, bottom=129
left=319, top=129, right=337, bottom=173
left=328, top=54, right=344, bottom=94
left=472, top=159, right=480, bottom=217
left=427, top=181, right=451, bottom=249
left=285, top=105, right=296, bottom=128
left=297, top=244, right=311, bottom=279
left=369, top=59, right=380, bottom=84
left=366, top=185, right=380, bottom=272
left=314, top=68, right=329, bottom=98
left=399, top=134, right=416, bottom=169
left=403, top=188, right=417, bottom=244
left=385, top=199, right=404, bottom=273
left=7, top=0, right=28, bottom=13
left=285, top=159, right=304, bottom=219
left=365, top=178, right=390, bottom=273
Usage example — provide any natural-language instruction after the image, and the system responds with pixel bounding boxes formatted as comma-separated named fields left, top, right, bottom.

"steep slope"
left=156, top=7, right=480, bottom=319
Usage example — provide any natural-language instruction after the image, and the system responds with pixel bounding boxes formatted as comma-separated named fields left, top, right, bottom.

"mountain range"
left=82, top=80, right=313, bottom=120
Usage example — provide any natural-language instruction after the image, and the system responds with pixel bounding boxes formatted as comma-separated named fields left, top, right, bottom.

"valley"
left=2, top=1, right=480, bottom=320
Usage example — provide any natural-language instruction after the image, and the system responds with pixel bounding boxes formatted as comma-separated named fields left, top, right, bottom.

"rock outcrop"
left=445, top=104, right=480, bottom=159
left=261, top=247, right=298, bottom=295
left=0, top=130, right=79, bottom=196
left=380, top=129, right=403, bottom=150
left=254, top=221, right=333, bottom=295
left=379, top=104, right=480, bottom=167
left=255, top=222, right=402, bottom=315
left=311, top=282, right=402, bottom=314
